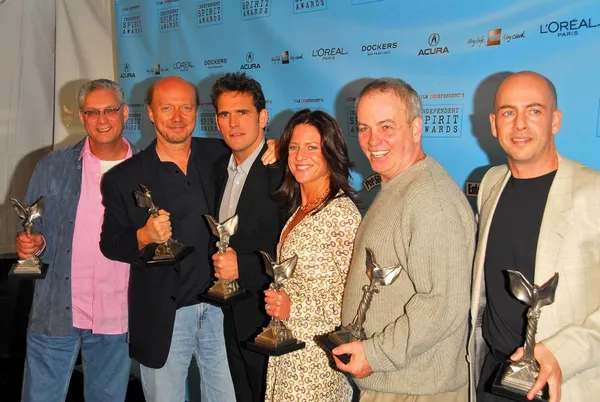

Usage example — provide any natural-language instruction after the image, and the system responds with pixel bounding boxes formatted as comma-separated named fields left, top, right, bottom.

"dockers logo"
left=204, top=58, right=227, bottom=69
left=172, top=61, right=195, bottom=72
left=120, top=63, right=136, bottom=79
left=240, top=52, right=261, bottom=70
left=197, top=0, right=222, bottom=26
left=418, top=33, right=449, bottom=56
left=293, top=0, right=327, bottom=14
left=241, top=0, right=270, bottom=20
left=362, top=42, right=397, bottom=56
left=540, top=18, right=599, bottom=37
left=311, top=47, right=348, bottom=60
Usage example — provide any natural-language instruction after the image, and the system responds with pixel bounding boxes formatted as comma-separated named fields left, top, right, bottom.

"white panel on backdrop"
left=54, top=0, right=115, bottom=147
left=0, top=0, right=55, bottom=254
left=112, top=0, right=600, bottom=211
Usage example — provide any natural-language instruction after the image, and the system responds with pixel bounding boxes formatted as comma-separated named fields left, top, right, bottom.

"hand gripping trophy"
left=199, top=215, right=249, bottom=305
left=492, top=270, right=559, bottom=401
left=134, top=184, right=193, bottom=265
left=317, top=248, right=403, bottom=363
left=10, top=197, right=49, bottom=278
left=246, top=251, right=305, bottom=355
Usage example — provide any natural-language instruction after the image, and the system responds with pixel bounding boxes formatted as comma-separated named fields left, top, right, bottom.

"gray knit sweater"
left=341, top=156, right=475, bottom=396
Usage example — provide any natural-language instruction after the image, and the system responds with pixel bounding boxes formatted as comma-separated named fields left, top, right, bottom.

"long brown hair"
left=274, top=109, right=356, bottom=215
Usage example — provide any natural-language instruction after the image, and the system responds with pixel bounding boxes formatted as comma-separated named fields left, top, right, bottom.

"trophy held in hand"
left=492, top=270, right=558, bottom=402
left=134, top=184, right=194, bottom=265
left=317, top=248, right=402, bottom=364
left=199, top=215, right=249, bottom=306
left=9, top=197, right=49, bottom=279
left=246, top=251, right=305, bottom=356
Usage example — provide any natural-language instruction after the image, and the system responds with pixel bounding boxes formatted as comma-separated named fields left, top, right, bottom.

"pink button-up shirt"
left=71, top=138, right=132, bottom=334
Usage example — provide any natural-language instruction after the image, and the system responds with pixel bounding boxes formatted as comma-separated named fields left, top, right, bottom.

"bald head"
left=489, top=70, right=562, bottom=178
left=146, top=76, right=199, bottom=108
left=495, top=71, right=557, bottom=112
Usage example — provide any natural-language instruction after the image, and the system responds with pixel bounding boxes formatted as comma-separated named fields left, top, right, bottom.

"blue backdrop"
left=114, top=0, right=600, bottom=209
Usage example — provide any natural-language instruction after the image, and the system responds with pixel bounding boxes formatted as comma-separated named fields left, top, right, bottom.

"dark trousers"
left=476, top=350, right=517, bottom=402
left=223, top=291, right=269, bottom=402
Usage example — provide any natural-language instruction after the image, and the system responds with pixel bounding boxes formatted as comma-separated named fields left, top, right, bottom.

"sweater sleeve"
left=364, top=211, right=475, bottom=372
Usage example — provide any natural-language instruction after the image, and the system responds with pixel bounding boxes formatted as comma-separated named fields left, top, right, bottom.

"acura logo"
left=428, top=33, right=440, bottom=46
left=124, top=63, right=131, bottom=72
left=246, top=52, right=254, bottom=63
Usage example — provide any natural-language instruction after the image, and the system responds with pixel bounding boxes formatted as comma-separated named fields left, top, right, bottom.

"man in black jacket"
left=210, top=72, right=287, bottom=401
left=100, top=76, right=236, bottom=402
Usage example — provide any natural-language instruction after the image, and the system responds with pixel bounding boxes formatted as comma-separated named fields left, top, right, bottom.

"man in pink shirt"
left=16, top=79, right=135, bottom=401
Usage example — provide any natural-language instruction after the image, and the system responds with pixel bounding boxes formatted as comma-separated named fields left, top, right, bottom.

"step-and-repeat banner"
left=113, top=0, right=600, bottom=209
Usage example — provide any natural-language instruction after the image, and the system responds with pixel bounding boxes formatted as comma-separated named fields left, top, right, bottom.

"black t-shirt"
left=482, top=170, right=556, bottom=357
left=156, top=146, right=211, bottom=307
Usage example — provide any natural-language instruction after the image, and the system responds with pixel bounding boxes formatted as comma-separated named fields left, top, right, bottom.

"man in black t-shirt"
left=468, top=71, right=600, bottom=402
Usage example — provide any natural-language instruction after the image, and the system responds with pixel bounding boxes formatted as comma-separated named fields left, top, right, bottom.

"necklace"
left=299, top=188, right=330, bottom=213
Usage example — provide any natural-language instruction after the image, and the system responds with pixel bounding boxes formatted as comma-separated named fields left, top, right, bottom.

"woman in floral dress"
left=263, top=109, right=361, bottom=402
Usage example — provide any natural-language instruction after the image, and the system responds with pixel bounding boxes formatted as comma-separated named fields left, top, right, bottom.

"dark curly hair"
left=274, top=109, right=356, bottom=215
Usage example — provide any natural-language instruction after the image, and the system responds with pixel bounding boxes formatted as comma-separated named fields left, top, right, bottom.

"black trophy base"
left=245, top=340, right=305, bottom=356
left=316, top=333, right=351, bottom=364
left=492, top=360, right=549, bottom=402
left=8, top=262, right=48, bottom=279
left=198, top=289, right=250, bottom=307
left=146, top=246, right=194, bottom=266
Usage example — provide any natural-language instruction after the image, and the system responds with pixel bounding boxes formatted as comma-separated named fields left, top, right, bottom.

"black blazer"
left=100, top=137, right=229, bottom=368
left=214, top=144, right=287, bottom=339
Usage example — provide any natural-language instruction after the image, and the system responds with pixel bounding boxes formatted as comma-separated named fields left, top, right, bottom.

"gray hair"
left=77, top=79, right=125, bottom=109
left=357, top=77, right=423, bottom=122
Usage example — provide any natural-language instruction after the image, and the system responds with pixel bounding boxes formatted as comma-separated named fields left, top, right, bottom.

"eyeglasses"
left=81, top=103, right=125, bottom=118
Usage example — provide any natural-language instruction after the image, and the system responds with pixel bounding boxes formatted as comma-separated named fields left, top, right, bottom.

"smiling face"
left=287, top=123, right=330, bottom=188
left=490, top=72, right=561, bottom=178
left=215, top=91, right=267, bottom=164
left=79, top=88, right=129, bottom=148
left=356, top=90, right=423, bottom=182
left=147, top=77, right=198, bottom=145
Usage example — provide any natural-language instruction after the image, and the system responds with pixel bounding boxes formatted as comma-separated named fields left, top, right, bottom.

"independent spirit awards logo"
left=345, top=96, right=358, bottom=137
left=418, top=33, right=449, bottom=56
left=197, top=0, right=222, bottom=26
left=157, top=3, right=181, bottom=32
left=240, top=52, right=261, bottom=70
left=120, top=5, right=143, bottom=36
left=539, top=17, right=599, bottom=37
left=293, top=0, right=326, bottom=14
left=422, top=105, right=463, bottom=137
left=241, top=0, right=270, bottom=20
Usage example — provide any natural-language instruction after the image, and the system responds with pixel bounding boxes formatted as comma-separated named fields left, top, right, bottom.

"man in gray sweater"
left=334, top=77, right=475, bottom=401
